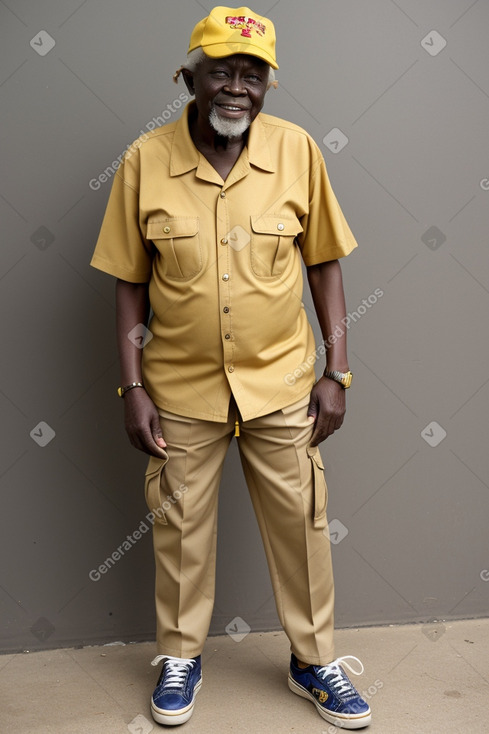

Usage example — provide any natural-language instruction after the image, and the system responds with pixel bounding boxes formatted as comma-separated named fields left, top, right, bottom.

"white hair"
left=183, top=47, right=208, bottom=73
left=174, top=47, right=276, bottom=86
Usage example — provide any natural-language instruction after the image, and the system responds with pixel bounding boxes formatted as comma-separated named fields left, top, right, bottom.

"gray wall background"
left=1, top=0, right=488, bottom=654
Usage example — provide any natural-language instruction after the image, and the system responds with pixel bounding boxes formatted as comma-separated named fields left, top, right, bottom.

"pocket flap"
left=144, top=453, right=169, bottom=525
left=307, top=446, right=328, bottom=528
left=147, top=217, right=199, bottom=240
left=250, top=215, right=303, bottom=237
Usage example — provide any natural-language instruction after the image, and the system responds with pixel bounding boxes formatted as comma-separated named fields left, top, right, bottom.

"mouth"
left=214, top=102, right=251, bottom=117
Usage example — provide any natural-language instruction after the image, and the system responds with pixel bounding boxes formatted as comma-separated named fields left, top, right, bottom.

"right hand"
left=123, top=388, right=167, bottom=458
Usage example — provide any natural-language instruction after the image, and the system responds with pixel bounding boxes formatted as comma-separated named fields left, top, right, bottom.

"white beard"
left=209, top=106, right=251, bottom=138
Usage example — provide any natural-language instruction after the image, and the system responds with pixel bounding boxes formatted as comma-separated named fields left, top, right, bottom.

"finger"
left=140, top=428, right=166, bottom=456
left=307, top=406, right=317, bottom=420
left=150, top=412, right=167, bottom=449
left=151, top=423, right=167, bottom=448
left=307, top=390, right=319, bottom=419
left=138, top=433, right=167, bottom=458
left=310, top=417, right=325, bottom=446
left=312, top=414, right=336, bottom=445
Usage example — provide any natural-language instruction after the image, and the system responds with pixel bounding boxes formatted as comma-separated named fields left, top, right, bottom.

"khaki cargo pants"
left=144, top=394, right=335, bottom=666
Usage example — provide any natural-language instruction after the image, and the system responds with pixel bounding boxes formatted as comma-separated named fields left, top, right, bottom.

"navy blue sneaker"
left=150, top=655, right=202, bottom=726
left=288, top=654, right=371, bottom=729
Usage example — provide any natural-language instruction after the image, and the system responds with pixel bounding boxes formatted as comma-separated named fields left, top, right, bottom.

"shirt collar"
left=170, top=102, right=275, bottom=177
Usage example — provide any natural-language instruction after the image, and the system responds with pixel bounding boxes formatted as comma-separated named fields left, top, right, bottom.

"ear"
left=181, top=69, right=195, bottom=97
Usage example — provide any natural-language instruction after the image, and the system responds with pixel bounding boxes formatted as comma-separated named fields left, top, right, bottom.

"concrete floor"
left=1, top=618, right=488, bottom=733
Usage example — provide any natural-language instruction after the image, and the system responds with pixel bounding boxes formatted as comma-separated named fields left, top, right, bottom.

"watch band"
left=323, top=369, right=353, bottom=389
left=117, top=382, right=144, bottom=398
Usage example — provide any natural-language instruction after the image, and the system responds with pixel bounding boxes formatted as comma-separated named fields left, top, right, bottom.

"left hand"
left=307, top=376, right=346, bottom=446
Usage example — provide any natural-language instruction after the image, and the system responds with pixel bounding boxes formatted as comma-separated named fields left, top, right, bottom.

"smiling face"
left=183, top=54, right=270, bottom=140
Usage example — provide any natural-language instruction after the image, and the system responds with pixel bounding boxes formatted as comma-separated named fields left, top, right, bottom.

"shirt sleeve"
left=90, top=154, right=153, bottom=283
left=298, top=138, right=358, bottom=266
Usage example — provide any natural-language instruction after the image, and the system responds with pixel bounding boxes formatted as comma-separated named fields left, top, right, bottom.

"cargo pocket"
left=144, top=453, right=169, bottom=525
left=250, top=215, right=303, bottom=277
left=307, top=445, right=328, bottom=529
left=147, top=217, right=202, bottom=280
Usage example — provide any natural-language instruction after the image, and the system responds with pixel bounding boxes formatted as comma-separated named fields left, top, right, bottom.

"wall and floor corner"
left=0, top=0, right=488, bottom=661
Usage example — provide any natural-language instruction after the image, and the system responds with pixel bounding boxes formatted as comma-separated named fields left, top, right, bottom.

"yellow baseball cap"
left=188, top=6, right=278, bottom=69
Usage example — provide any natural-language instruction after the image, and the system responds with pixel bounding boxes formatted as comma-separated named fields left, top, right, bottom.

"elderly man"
left=91, top=5, right=371, bottom=730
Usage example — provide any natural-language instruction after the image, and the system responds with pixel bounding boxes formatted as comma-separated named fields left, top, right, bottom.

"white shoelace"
left=151, top=655, right=197, bottom=690
left=316, top=655, right=365, bottom=698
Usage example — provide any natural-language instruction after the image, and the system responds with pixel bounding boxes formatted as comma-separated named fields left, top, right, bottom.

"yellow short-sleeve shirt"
left=91, top=102, right=358, bottom=421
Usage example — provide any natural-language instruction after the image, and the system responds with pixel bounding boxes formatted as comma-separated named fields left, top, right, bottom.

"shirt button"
left=228, top=365, right=234, bottom=373
left=163, top=226, right=171, bottom=233
left=220, top=238, right=228, bottom=245
left=220, top=191, right=226, bottom=198
left=222, top=273, right=229, bottom=281
left=277, top=223, right=284, bottom=231
left=225, top=333, right=231, bottom=340
left=223, top=306, right=230, bottom=313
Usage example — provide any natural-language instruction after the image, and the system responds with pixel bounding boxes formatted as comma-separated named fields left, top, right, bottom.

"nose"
left=223, top=74, right=246, bottom=96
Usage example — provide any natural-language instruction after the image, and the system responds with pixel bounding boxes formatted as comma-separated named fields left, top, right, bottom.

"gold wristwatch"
left=323, top=369, right=353, bottom=389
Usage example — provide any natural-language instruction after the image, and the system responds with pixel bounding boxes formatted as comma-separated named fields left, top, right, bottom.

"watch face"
left=343, top=371, right=353, bottom=388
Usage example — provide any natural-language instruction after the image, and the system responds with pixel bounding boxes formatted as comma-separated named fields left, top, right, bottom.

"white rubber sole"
left=151, top=678, right=202, bottom=726
left=288, top=674, right=372, bottom=729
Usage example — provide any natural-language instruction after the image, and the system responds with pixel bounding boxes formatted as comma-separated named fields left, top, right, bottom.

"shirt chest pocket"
left=250, top=215, right=303, bottom=278
left=147, top=217, right=202, bottom=280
